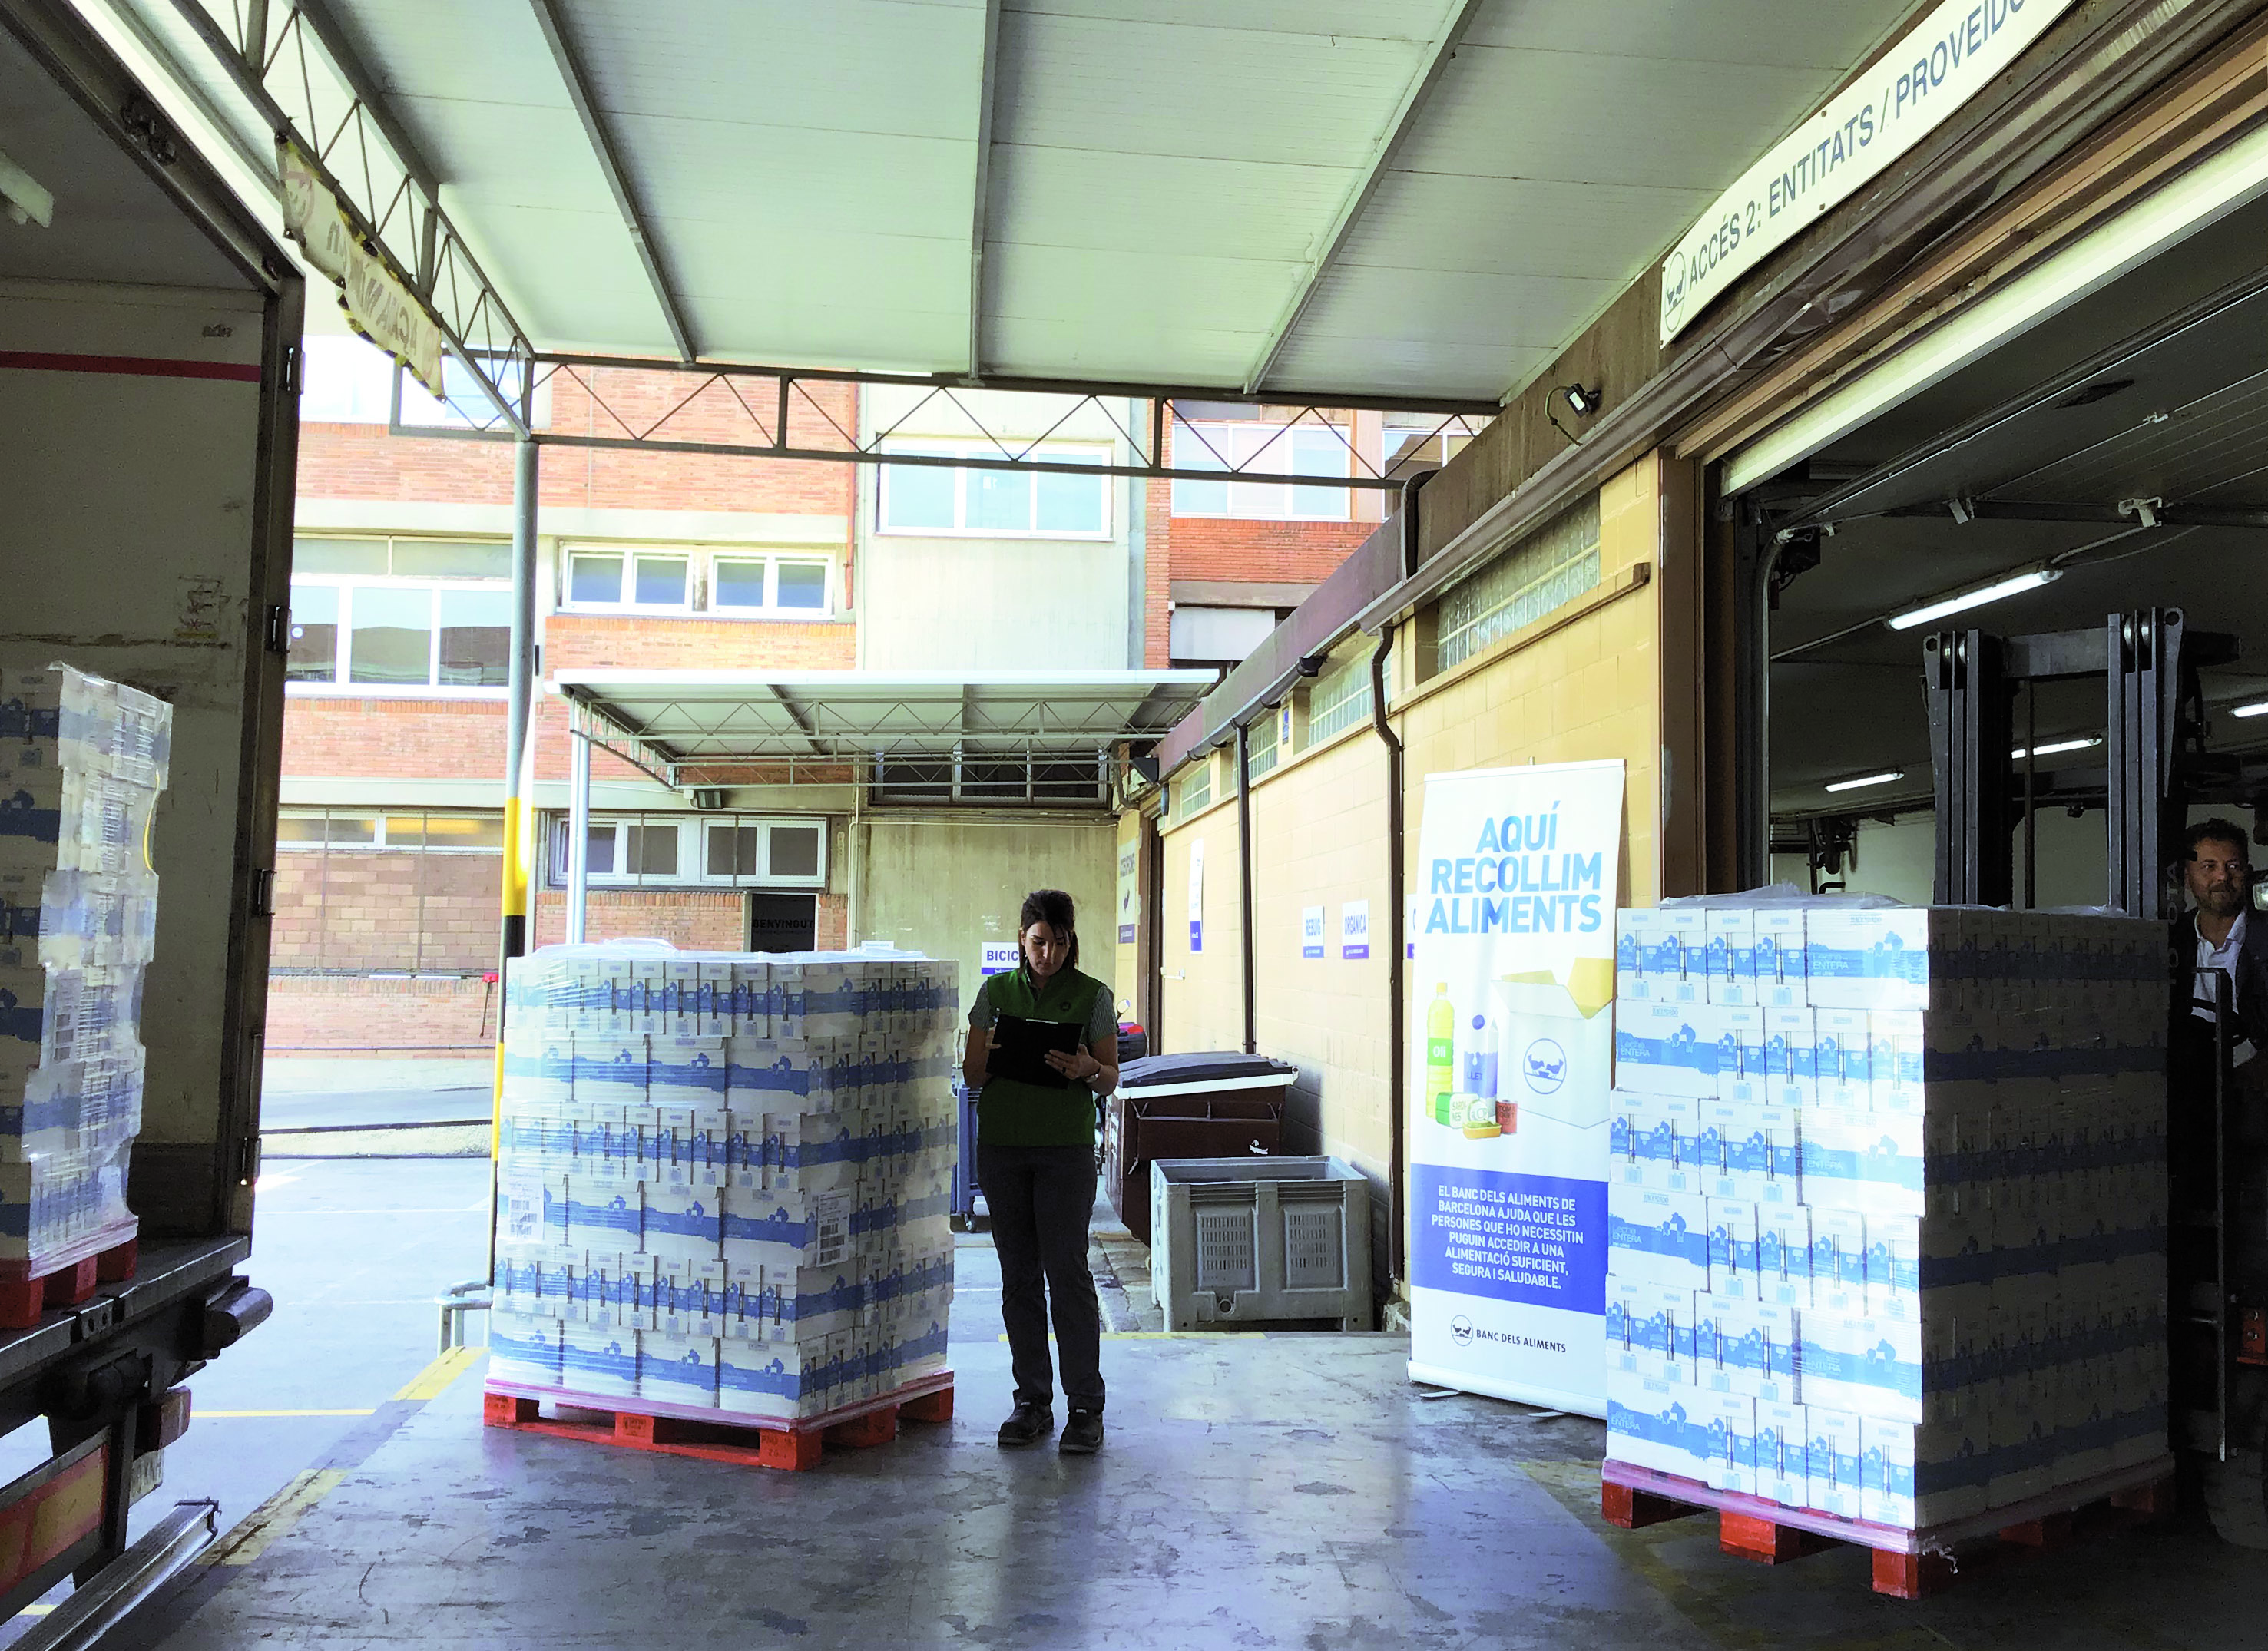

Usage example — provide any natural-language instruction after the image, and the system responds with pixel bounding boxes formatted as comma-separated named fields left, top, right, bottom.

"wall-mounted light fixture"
left=1557, top=382, right=1601, bottom=419
left=1823, top=770, right=1904, bottom=793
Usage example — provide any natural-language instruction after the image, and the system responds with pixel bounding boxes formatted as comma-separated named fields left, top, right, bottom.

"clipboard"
left=985, top=1014, right=1084, bottom=1089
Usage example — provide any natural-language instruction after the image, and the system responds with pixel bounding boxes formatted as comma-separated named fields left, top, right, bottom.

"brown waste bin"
left=1104, top=1052, right=1297, bottom=1246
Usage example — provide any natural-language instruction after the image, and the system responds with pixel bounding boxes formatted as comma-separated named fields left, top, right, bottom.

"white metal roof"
left=554, top=667, right=1217, bottom=768
left=114, top=0, right=1914, bottom=405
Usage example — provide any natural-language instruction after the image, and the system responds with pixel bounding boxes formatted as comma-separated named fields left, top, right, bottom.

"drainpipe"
left=1373, top=468, right=1432, bottom=1286
left=1236, top=720, right=1257, bottom=1055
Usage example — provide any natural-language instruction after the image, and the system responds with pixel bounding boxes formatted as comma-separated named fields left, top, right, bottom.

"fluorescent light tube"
left=2233, top=700, right=2268, bottom=720
left=2011, top=736, right=2101, bottom=759
left=1886, top=564, right=2061, bottom=630
left=1825, top=770, right=1904, bottom=792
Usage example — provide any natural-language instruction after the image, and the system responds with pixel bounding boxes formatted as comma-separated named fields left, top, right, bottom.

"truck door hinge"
left=248, top=869, right=275, bottom=920
left=264, top=603, right=289, bottom=656
left=2240, top=1307, right=2266, bottom=1367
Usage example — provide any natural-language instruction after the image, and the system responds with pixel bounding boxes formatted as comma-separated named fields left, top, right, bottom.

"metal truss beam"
left=527, top=0, right=694, bottom=362
left=968, top=0, right=1002, bottom=378
left=160, top=0, right=533, bottom=434
left=399, top=359, right=1486, bottom=489
left=1242, top=0, right=1487, bottom=397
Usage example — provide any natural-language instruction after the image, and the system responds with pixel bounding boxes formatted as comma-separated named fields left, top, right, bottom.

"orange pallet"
left=0, top=1233, right=138, bottom=1331
left=482, top=1370, right=954, bottom=1473
left=1601, top=1456, right=2175, bottom=1600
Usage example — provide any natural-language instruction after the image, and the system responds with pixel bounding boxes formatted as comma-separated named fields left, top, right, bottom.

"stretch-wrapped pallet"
left=488, top=944, right=958, bottom=1420
left=0, top=662, right=167, bottom=1269
left=1605, top=901, right=2167, bottom=1529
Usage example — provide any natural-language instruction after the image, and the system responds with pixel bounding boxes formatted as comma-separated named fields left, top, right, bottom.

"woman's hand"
left=1044, top=1045, right=1101, bottom=1082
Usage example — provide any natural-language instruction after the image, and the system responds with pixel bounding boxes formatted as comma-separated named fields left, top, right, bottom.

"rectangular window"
left=877, top=443, right=1110, bottom=537
left=1303, top=652, right=1374, bottom=749
left=551, top=815, right=829, bottom=888
left=288, top=536, right=512, bottom=696
left=707, top=556, right=831, bottom=617
left=1170, top=422, right=1353, bottom=521
left=1176, top=764, right=1213, bottom=820
left=565, top=548, right=832, bottom=618
left=1435, top=494, right=1601, bottom=675
left=1246, top=710, right=1281, bottom=782
left=275, top=809, right=501, bottom=851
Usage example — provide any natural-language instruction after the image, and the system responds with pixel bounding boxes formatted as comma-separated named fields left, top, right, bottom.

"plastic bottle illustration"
left=1425, top=984, right=1455, bottom=1124
left=1464, top=1014, right=1500, bottom=1098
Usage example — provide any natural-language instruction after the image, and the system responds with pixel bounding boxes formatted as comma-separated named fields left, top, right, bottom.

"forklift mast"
left=1924, top=608, right=2236, bottom=918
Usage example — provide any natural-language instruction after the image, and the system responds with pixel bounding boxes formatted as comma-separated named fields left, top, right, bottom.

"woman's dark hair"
left=1018, top=888, right=1079, bottom=974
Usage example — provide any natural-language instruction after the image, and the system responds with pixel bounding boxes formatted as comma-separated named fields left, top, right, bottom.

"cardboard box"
left=1756, top=1401, right=1808, bottom=1509
left=1607, top=1183, right=1709, bottom=1292
left=1806, top=1407, right=1864, bottom=1517
left=1705, top=910, right=1758, bottom=1007
left=1607, top=1368, right=1707, bottom=1481
left=1614, top=1002, right=1722, bottom=1100
left=1607, top=1280, right=1695, bottom=1384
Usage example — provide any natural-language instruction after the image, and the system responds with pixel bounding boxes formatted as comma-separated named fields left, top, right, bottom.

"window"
left=877, top=443, right=1110, bottom=537
left=1170, top=422, right=1352, bottom=521
left=276, top=809, right=504, bottom=851
left=870, top=749, right=1110, bottom=808
left=1303, top=651, right=1374, bottom=748
left=1175, top=762, right=1213, bottom=820
left=1435, top=495, right=1601, bottom=675
left=288, top=537, right=512, bottom=695
left=300, top=336, right=541, bottom=430
left=1246, top=710, right=1281, bottom=782
left=547, top=814, right=828, bottom=888
left=561, top=548, right=833, bottom=618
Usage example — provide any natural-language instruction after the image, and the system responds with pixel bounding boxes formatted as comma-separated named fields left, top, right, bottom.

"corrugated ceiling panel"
left=1399, top=43, right=1852, bottom=190
left=985, top=147, right=1349, bottom=262
left=984, top=315, right=1262, bottom=385
left=607, top=118, right=973, bottom=243
left=1023, top=1, right=1445, bottom=37
left=993, top=9, right=1427, bottom=169
left=1266, top=333, right=1549, bottom=402
left=670, top=226, right=968, bottom=368
left=1336, top=171, right=1710, bottom=280
left=1464, top=0, right=1901, bottom=69
left=441, top=207, right=682, bottom=353
left=558, top=0, right=982, bottom=140
left=1296, top=265, right=1620, bottom=350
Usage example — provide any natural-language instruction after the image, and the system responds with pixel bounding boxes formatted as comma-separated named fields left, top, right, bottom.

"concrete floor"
left=121, top=1328, right=2268, bottom=1649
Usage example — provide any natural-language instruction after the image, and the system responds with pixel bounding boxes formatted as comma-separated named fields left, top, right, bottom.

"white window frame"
left=548, top=813, right=829, bottom=889
left=561, top=548, right=697, bottom=614
left=274, top=808, right=505, bottom=851
left=285, top=574, right=513, bottom=699
left=558, top=547, right=836, bottom=620
left=1170, top=421, right=1353, bottom=521
left=875, top=441, right=1114, bottom=539
left=707, top=554, right=834, bottom=618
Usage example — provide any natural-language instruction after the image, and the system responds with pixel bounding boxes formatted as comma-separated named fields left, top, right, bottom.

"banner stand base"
left=1406, top=1361, right=1605, bottom=1421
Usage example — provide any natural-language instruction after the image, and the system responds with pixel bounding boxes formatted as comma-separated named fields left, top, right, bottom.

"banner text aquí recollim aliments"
left=1408, top=759, right=1624, bottom=1415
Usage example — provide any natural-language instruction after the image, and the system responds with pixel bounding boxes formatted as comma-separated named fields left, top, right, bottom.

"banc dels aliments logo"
left=1522, top=1037, right=1566, bottom=1095
left=1450, top=1315, right=1475, bottom=1346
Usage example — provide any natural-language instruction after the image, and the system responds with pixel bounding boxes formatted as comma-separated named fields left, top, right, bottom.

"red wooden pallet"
left=0, top=1233, right=138, bottom=1331
left=482, top=1370, right=955, bottom=1473
left=1601, top=1456, right=2175, bottom=1599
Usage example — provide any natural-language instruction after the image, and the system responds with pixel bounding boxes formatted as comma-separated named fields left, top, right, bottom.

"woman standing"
left=962, top=888, right=1119, bottom=1454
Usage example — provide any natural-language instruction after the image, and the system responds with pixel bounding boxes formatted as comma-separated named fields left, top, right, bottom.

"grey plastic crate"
left=1149, top=1156, right=1372, bottom=1332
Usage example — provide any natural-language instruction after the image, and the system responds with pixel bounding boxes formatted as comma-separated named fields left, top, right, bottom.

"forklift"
left=1921, top=606, right=2268, bottom=1544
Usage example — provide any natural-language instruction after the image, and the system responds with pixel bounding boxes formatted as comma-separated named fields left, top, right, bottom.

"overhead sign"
left=278, top=142, right=446, bottom=395
left=1658, top=0, right=2080, bottom=342
left=1408, top=759, right=1624, bottom=1415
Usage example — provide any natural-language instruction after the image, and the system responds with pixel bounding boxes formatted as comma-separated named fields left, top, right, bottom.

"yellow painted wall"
left=858, top=816, right=1117, bottom=1020
left=1157, top=779, right=1245, bottom=1054
left=1147, top=449, right=1678, bottom=1299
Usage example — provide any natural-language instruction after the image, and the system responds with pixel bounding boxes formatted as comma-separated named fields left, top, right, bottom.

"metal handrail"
left=436, top=1279, right=492, bottom=1355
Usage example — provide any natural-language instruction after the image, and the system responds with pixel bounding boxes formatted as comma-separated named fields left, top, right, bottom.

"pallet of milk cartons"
left=1602, top=897, right=2174, bottom=1597
left=0, top=661, right=170, bottom=1325
left=482, top=944, right=959, bottom=1471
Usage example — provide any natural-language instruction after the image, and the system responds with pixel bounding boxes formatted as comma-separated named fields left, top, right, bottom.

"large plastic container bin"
left=1105, top=1053, right=1296, bottom=1244
left=1149, top=1156, right=1372, bottom=1332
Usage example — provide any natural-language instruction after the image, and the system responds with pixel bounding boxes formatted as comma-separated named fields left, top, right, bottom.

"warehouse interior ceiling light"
left=2233, top=700, right=2268, bottom=720
left=1823, top=770, right=1904, bottom=793
left=2013, top=736, right=2102, bottom=759
left=1885, top=564, right=2063, bottom=631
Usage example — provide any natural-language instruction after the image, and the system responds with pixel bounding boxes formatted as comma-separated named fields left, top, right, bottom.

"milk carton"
left=1812, top=1009, right=1870, bottom=1110
left=1763, top=1007, right=1816, bottom=1110
left=1801, top=1312, right=1922, bottom=1422
left=1607, top=1183, right=1709, bottom=1291
left=1806, top=1408, right=1864, bottom=1517
left=1608, top=1093, right=1698, bottom=1193
left=1701, top=1391, right=1758, bottom=1493
left=1705, top=910, right=1758, bottom=1006
left=1606, top=1280, right=1694, bottom=1383
left=1704, top=1199, right=1759, bottom=1298
left=1755, top=1206, right=1811, bottom=1307
left=1756, top=1401, right=1808, bottom=1508
left=1607, top=1368, right=1707, bottom=1480
left=1713, top=1007, right=1770, bottom=1107
left=1808, top=1209, right=1868, bottom=1315
left=1753, top=909, right=1808, bottom=1007
left=1614, top=1001, right=1720, bottom=1100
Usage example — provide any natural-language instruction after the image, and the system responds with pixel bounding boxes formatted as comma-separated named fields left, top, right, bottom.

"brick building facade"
left=270, top=345, right=1412, bottom=1052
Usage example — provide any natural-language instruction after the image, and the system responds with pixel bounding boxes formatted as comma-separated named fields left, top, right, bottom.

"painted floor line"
left=392, top=1344, right=485, bottom=1402
left=199, top=1469, right=347, bottom=1568
left=197, top=1408, right=378, bottom=1418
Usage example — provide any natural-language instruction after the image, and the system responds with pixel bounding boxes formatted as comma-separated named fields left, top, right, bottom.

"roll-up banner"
left=1408, top=759, right=1623, bottom=1414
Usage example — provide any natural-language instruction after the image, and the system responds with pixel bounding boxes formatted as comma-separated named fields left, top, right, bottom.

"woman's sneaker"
left=1059, top=1409, right=1104, bottom=1455
left=997, top=1401, right=1053, bottom=1447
